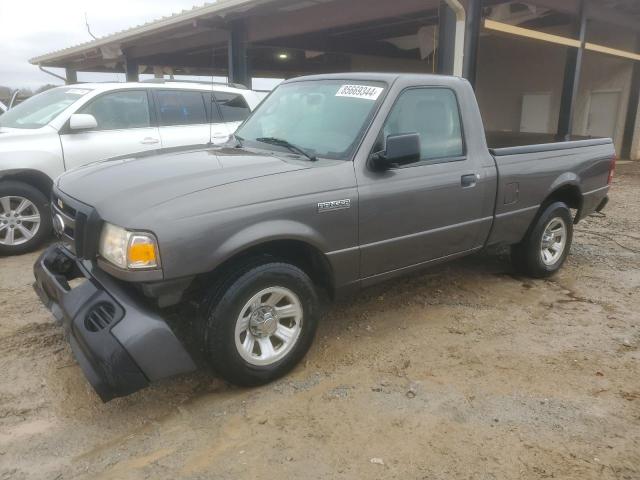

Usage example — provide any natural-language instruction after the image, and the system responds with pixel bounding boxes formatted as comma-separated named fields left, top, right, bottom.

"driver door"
left=60, top=90, right=161, bottom=171
left=356, top=87, right=493, bottom=280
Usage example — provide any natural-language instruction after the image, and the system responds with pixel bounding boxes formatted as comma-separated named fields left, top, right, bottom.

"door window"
left=156, top=90, right=207, bottom=126
left=382, top=88, right=464, bottom=163
left=214, top=92, right=251, bottom=122
left=78, top=90, right=151, bottom=131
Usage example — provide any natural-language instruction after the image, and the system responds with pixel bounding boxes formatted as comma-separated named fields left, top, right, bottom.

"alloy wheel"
left=234, top=286, right=304, bottom=366
left=540, top=217, right=567, bottom=266
left=0, top=196, right=41, bottom=246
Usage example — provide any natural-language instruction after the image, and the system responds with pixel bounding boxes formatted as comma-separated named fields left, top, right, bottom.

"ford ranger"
left=32, top=73, right=615, bottom=401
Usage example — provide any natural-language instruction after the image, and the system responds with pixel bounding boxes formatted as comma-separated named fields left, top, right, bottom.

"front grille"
left=51, top=190, right=99, bottom=259
left=52, top=194, right=78, bottom=254
left=84, top=302, right=117, bottom=332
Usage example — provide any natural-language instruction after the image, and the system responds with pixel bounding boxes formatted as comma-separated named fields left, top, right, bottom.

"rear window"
left=156, top=90, right=207, bottom=126
left=215, top=92, right=251, bottom=123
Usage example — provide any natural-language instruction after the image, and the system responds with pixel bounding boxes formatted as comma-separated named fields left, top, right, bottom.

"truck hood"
left=57, top=145, right=311, bottom=219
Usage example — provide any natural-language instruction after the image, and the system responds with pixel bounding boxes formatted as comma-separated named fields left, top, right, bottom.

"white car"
left=0, top=101, right=6, bottom=114
left=0, top=81, right=263, bottom=255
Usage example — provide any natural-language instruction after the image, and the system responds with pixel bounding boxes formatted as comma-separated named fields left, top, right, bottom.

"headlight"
left=98, top=222, right=159, bottom=269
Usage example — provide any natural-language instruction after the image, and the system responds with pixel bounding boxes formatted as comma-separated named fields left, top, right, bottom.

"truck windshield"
left=235, top=80, right=386, bottom=160
left=0, top=87, right=90, bottom=129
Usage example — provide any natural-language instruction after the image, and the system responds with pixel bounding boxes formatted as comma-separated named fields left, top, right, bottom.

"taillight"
left=608, top=154, right=617, bottom=185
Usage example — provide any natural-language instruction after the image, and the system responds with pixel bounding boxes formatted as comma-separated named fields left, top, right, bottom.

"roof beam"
left=246, top=0, right=440, bottom=42
left=133, top=50, right=351, bottom=75
left=258, top=35, right=419, bottom=59
left=484, top=19, right=640, bottom=61
left=126, top=29, right=228, bottom=58
left=525, top=0, right=640, bottom=31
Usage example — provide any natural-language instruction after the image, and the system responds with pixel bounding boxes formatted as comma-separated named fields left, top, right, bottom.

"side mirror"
left=69, top=113, right=98, bottom=131
left=371, top=133, right=421, bottom=170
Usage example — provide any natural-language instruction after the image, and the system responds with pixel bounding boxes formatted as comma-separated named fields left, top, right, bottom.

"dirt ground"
left=1, top=164, right=639, bottom=480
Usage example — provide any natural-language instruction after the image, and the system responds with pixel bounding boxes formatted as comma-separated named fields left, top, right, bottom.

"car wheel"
left=200, top=259, right=320, bottom=386
left=511, top=201, right=573, bottom=278
left=0, top=181, right=51, bottom=256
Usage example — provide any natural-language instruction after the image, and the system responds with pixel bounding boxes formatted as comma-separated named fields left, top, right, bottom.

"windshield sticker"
left=335, top=85, right=383, bottom=101
left=66, top=89, right=90, bottom=95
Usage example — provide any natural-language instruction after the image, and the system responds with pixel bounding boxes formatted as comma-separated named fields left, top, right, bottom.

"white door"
left=60, top=90, right=161, bottom=171
left=585, top=91, right=621, bottom=139
left=520, top=92, right=552, bottom=133
left=154, top=89, right=230, bottom=148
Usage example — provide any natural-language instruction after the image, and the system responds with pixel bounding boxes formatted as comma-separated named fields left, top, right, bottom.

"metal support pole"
left=65, top=68, right=77, bottom=85
left=437, top=1, right=457, bottom=75
left=462, top=0, right=481, bottom=88
left=124, top=57, right=139, bottom=82
left=153, top=66, right=165, bottom=79
left=557, top=0, right=587, bottom=141
left=443, top=0, right=465, bottom=77
left=228, top=19, right=251, bottom=88
left=621, top=36, right=640, bottom=159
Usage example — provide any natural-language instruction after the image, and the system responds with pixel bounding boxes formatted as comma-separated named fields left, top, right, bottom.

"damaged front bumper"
left=33, top=244, right=196, bottom=402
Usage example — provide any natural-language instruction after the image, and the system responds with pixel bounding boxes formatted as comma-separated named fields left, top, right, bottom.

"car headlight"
left=98, top=222, right=159, bottom=269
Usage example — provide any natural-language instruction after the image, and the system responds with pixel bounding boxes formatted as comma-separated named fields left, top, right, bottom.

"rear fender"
left=547, top=172, right=580, bottom=197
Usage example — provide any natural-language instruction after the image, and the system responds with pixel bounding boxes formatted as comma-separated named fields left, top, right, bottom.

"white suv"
left=0, top=81, right=263, bottom=255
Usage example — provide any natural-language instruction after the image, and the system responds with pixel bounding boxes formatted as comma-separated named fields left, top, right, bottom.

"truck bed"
left=485, top=137, right=615, bottom=247
left=486, top=131, right=594, bottom=150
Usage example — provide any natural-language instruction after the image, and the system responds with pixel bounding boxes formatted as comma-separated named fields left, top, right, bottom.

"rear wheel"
left=0, top=181, right=51, bottom=256
left=511, top=201, right=573, bottom=278
left=200, top=259, right=320, bottom=386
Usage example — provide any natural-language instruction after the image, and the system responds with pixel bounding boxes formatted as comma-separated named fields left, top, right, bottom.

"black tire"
left=199, top=258, right=320, bottom=387
left=0, top=181, right=51, bottom=256
left=511, top=201, right=573, bottom=278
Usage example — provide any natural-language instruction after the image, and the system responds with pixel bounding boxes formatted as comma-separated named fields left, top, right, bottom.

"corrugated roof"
left=29, top=0, right=266, bottom=64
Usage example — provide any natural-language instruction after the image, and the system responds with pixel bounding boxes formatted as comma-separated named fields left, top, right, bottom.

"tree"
left=35, top=84, right=56, bottom=94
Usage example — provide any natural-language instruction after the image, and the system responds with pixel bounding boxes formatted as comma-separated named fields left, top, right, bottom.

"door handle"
left=141, top=137, right=160, bottom=145
left=461, top=174, right=478, bottom=188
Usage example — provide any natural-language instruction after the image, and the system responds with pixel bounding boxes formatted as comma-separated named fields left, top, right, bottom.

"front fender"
left=0, top=130, right=63, bottom=180
left=215, top=220, right=328, bottom=265
left=157, top=216, right=331, bottom=279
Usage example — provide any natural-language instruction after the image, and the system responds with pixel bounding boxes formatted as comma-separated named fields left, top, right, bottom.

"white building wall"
left=474, top=24, right=638, bottom=158
left=475, top=33, right=566, bottom=135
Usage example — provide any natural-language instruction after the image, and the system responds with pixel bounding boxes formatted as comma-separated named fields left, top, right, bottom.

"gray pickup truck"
left=33, top=73, right=615, bottom=401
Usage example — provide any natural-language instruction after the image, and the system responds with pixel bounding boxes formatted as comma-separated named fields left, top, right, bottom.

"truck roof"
left=283, top=72, right=470, bottom=87
left=56, top=81, right=250, bottom=95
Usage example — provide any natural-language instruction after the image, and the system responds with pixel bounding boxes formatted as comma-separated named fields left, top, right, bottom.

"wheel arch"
left=199, top=238, right=336, bottom=299
left=0, top=169, right=54, bottom=200
left=542, top=181, right=583, bottom=223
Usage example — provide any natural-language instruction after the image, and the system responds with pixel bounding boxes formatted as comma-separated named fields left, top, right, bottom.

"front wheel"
left=511, top=201, right=573, bottom=278
left=0, top=181, right=51, bottom=256
left=200, top=259, right=320, bottom=386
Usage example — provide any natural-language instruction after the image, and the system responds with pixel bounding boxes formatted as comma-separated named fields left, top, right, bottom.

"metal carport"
left=29, top=0, right=640, bottom=158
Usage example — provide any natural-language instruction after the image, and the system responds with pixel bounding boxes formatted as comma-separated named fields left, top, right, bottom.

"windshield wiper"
left=256, top=137, right=317, bottom=161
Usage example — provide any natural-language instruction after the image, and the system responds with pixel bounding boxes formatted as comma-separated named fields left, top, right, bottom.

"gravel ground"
left=1, top=163, right=639, bottom=480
